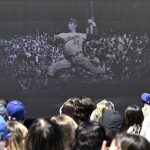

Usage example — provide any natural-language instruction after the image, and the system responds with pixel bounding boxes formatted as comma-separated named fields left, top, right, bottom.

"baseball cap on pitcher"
left=141, top=93, right=150, bottom=105
left=69, top=18, right=77, bottom=25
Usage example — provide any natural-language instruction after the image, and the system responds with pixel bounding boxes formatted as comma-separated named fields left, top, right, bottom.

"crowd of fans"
left=0, top=32, right=149, bottom=90
left=84, top=32, right=149, bottom=79
left=1, top=92, right=150, bottom=150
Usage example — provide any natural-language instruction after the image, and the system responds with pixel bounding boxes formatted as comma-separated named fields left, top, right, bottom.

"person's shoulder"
left=56, top=33, right=68, bottom=37
left=77, top=33, right=87, bottom=39
left=56, top=32, right=86, bottom=41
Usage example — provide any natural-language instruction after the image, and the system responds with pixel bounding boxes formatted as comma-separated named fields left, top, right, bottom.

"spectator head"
left=51, top=114, right=78, bottom=150
left=141, top=93, right=150, bottom=117
left=0, top=104, right=8, bottom=121
left=25, top=119, right=63, bottom=150
left=59, top=98, right=77, bottom=118
left=59, top=97, right=95, bottom=124
left=74, top=121, right=109, bottom=150
left=141, top=93, right=150, bottom=105
left=0, top=99, right=8, bottom=108
left=99, top=109, right=123, bottom=137
left=78, top=97, right=95, bottom=121
left=7, top=121, right=28, bottom=150
left=124, top=105, right=144, bottom=130
left=90, top=99, right=115, bottom=121
left=109, top=133, right=150, bottom=150
left=6, top=100, right=26, bottom=123
left=0, top=116, right=11, bottom=150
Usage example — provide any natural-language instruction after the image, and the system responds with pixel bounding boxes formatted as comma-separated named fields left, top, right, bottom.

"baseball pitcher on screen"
left=47, top=18, right=105, bottom=78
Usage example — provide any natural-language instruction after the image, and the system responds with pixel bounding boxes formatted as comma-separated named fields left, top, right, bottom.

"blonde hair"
left=90, top=99, right=115, bottom=121
left=7, top=121, right=28, bottom=150
left=51, top=114, right=78, bottom=150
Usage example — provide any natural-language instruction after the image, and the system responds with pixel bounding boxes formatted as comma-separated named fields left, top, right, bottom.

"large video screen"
left=0, top=0, right=149, bottom=117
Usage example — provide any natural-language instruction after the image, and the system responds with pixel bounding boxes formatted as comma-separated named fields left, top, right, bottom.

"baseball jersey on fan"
left=56, top=33, right=86, bottom=56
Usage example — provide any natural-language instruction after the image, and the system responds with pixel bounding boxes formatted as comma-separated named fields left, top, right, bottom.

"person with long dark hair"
left=124, top=105, right=144, bottom=134
left=74, top=121, right=110, bottom=150
left=24, top=119, right=63, bottom=150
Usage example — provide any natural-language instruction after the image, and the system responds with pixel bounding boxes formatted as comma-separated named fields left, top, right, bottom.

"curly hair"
left=90, top=99, right=115, bottom=121
left=59, top=97, right=95, bottom=124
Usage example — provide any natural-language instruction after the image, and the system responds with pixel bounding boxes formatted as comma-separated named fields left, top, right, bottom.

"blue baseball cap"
left=0, top=116, right=11, bottom=141
left=6, top=100, right=26, bottom=121
left=141, top=93, right=150, bottom=105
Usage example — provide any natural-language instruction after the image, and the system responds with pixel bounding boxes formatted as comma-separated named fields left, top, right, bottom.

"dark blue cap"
left=141, top=93, right=150, bottom=105
left=6, top=100, right=25, bottom=121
